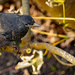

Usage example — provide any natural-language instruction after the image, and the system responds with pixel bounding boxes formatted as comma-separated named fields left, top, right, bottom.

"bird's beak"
left=33, top=23, right=40, bottom=27
left=28, top=23, right=40, bottom=28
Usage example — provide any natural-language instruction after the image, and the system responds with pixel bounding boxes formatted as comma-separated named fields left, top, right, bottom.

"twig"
left=21, top=0, right=31, bottom=43
left=53, top=54, right=74, bottom=66
left=31, top=28, right=68, bottom=39
left=1, top=42, right=75, bottom=66
left=22, top=0, right=30, bottom=15
left=33, top=17, right=75, bottom=21
left=29, top=43, right=75, bottom=65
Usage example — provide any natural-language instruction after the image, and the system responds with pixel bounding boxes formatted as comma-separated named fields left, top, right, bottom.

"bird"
left=0, top=13, right=39, bottom=53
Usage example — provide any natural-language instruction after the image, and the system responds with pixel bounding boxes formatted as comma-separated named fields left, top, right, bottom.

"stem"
left=22, top=0, right=30, bottom=15
left=33, top=17, right=75, bottom=21
left=30, top=43, right=75, bottom=65
left=53, top=54, right=74, bottom=66
left=21, top=0, right=32, bottom=43
left=31, top=28, right=68, bottom=39
left=62, top=3, right=65, bottom=23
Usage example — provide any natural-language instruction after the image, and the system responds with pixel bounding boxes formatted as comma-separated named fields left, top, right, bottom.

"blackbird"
left=0, top=13, right=39, bottom=52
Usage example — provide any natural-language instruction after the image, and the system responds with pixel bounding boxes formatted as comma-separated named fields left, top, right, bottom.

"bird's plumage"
left=0, top=13, right=36, bottom=50
left=0, top=13, right=35, bottom=41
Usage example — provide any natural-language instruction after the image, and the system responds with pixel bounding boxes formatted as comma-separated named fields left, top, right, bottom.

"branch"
left=22, top=0, right=30, bottom=15
left=1, top=42, right=75, bottom=66
left=21, top=0, right=31, bottom=43
left=29, top=43, right=75, bottom=65
left=53, top=54, right=74, bottom=66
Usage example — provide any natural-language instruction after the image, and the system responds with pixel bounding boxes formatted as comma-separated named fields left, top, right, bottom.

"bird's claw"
left=13, top=44, right=21, bottom=54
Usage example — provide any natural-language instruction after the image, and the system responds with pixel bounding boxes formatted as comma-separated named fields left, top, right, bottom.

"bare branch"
left=22, top=0, right=30, bottom=15
left=29, top=43, right=75, bottom=65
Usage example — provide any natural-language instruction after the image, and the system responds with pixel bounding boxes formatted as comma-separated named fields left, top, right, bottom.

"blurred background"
left=0, top=0, right=75, bottom=75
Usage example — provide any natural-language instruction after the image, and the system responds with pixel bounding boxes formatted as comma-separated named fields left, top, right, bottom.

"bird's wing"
left=0, top=13, right=19, bottom=30
left=0, top=13, right=19, bottom=40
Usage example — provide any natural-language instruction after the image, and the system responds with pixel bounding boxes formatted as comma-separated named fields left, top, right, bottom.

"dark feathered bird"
left=0, top=13, right=39, bottom=52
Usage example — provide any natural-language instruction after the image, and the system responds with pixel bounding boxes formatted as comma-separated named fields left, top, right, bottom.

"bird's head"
left=19, top=15, right=40, bottom=28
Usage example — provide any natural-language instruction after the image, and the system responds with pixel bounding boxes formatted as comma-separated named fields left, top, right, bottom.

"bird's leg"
left=13, top=41, right=21, bottom=54
left=13, top=42, right=18, bottom=52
